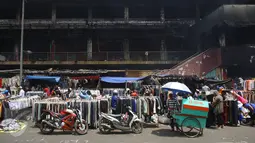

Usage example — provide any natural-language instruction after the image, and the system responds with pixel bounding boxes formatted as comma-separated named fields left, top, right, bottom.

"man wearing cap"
left=19, top=86, right=25, bottom=98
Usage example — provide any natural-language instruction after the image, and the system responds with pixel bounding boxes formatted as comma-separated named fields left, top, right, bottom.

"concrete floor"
left=0, top=121, right=254, bottom=143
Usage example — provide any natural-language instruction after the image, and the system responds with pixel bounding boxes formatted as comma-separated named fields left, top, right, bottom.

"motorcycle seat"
left=108, top=114, right=122, bottom=117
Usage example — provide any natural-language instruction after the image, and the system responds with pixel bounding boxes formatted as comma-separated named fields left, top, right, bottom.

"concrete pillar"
left=219, top=33, right=226, bottom=48
left=14, top=43, right=19, bottom=61
left=123, top=39, right=130, bottom=60
left=160, top=7, right=165, bottom=22
left=124, top=7, right=129, bottom=21
left=16, top=8, right=20, bottom=23
left=195, top=4, right=200, bottom=22
left=87, top=38, right=92, bottom=60
left=88, top=8, right=92, bottom=21
left=52, top=4, right=56, bottom=23
left=160, top=40, right=167, bottom=61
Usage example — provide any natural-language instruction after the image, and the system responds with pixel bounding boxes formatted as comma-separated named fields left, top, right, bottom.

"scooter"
left=98, top=106, right=143, bottom=134
left=239, top=106, right=254, bottom=126
left=40, top=100, right=88, bottom=135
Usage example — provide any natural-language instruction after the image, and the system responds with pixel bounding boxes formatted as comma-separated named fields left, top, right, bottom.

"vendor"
left=43, top=86, right=51, bottom=97
left=212, top=91, right=224, bottom=129
left=19, top=86, right=25, bottom=98
left=167, top=91, right=180, bottom=131
left=111, top=90, right=118, bottom=114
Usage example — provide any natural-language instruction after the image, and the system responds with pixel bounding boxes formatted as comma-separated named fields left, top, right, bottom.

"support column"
left=14, top=43, right=19, bottom=61
left=160, top=40, right=167, bottom=61
left=160, top=7, right=165, bottom=22
left=88, top=8, right=92, bottom=21
left=87, top=38, right=92, bottom=60
left=219, top=33, right=226, bottom=48
left=123, top=39, right=130, bottom=60
left=124, top=7, right=129, bottom=22
left=52, top=4, right=56, bottom=24
left=16, top=8, right=20, bottom=23
left=195, top=3, right=200, bottom=22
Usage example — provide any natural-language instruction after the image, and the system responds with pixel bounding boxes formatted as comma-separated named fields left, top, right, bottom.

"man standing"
left=212, top=91, right=224, bottom=129
left=19, top=86, right=25, bottom=98
left=111, top=90, right=118, bottom=114
left=167, top=91, right=180, bottom=131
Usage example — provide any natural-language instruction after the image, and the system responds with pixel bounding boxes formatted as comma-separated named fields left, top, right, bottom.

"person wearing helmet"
left=111, top=90, right=118, bottom=114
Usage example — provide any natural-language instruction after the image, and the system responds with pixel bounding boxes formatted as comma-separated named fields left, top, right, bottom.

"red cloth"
left=44, top=88, right=51, bottom=97
left=131, top=92, right=138, bottom=97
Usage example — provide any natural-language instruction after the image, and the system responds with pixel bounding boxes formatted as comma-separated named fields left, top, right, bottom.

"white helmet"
left=113, top=90, right=118, bottom=94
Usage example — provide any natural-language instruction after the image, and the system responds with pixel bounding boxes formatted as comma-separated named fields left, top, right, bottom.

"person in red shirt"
left=43, top=86, right=51, bottom=97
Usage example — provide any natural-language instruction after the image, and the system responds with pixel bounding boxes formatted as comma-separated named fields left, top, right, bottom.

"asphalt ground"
left=0, top=121, right=254, bottom=143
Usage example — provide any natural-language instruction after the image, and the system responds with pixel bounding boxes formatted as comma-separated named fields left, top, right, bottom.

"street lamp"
left=19, top=0, right=25, bottom=85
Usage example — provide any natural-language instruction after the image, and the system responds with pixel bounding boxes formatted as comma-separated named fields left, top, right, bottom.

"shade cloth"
left=25, top=75, right=60, bottom=82
left=100, top=76, right=145, bottom=84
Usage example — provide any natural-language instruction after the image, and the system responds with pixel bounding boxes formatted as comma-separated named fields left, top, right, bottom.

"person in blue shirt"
left=111, top=90, right=118, bottom=114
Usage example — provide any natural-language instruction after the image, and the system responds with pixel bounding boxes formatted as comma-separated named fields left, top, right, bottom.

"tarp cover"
left=25, top=75, right=60, bottom=82
left=100, top=76, right=145, bottom=83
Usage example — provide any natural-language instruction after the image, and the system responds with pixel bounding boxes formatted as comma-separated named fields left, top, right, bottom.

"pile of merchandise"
left=0, top=119, right=26, bottom=133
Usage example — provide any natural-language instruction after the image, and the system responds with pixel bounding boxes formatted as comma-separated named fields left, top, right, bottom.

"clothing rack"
left=103, top=88, right=125, bottom=97
left=26, top=91, right=44, bottom=97
left=223, top=100, right=238, bottom=126
left=114, top=96, right=161, bottom=126
left=32, top=99, right=110, bottom=128
left=0, top=96, right=41, bottom=120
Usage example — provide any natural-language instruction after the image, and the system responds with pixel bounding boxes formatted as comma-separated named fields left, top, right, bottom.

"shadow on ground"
left=96, top=130, right=132, bottom=135
left=151, top=129, right=186, bottom=137
left=37, top=131, right=82, bottom=136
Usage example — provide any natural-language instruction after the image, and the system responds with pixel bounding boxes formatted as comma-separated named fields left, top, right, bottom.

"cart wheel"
left=181, top=117, right=202, bottom=138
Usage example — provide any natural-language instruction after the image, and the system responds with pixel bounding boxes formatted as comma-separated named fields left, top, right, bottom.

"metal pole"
left=19, top=0, right=25, bottom=85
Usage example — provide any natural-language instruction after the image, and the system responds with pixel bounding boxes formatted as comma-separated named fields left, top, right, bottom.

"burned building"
left=0, top=0, right=254, bottom=76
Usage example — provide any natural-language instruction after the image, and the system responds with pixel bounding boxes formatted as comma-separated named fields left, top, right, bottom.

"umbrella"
left=161, top=82, right=192, bottom=94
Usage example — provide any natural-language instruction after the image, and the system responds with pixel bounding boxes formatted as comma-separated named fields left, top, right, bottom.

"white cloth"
left=187, top=96, right=194, bottom=100
left=19, top=89, right=25, bottom=98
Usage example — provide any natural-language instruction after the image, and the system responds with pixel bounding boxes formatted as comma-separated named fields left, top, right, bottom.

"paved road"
left=0, top=121, right=254, bottom=143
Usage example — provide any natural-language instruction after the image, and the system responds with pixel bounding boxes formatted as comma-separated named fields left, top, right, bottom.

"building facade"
left=0, top=0, right=254, bottom=75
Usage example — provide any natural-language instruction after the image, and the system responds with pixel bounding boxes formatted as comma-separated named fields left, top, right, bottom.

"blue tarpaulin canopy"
left=100, top=76, right=145, bottom=83
left=25, top=75, right=61, bottom=82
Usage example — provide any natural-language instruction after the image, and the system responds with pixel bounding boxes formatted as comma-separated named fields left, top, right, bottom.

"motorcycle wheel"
left=241, top=118, right=253, bottom=126
left=74, top=119, right=88, bottom=135
left=40, top=121, right=54, bottom=134
left=99, top=118, right=111, bottom=134
left=131, top=121, right=143, bottom=134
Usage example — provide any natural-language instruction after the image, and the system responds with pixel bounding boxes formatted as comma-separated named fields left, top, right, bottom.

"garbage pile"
left=0, top=119, right=23, bottom=132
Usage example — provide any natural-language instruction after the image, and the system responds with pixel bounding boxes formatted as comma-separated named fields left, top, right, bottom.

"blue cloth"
left=244, top=103, right=255, bottom=113
left=79, top=91, right=92, bottom=100
left=100, top=76, right=145, bottom=83
left=111, top=95, right=118, bottom=110
left=2, top=90, right=8, bottom=94
left=25, top=75, right=60, bottom=82
left=132, top=99, right=136, bottom=113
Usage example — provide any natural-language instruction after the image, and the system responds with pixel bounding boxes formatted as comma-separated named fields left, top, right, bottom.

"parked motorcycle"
left=40, top=100, right=88, bottom=135
left=98, top=106, right=143, bottom=134
left=240, top=106, right=254, bottom=126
